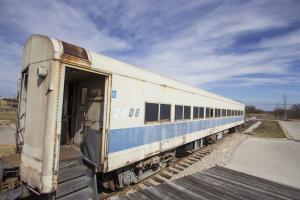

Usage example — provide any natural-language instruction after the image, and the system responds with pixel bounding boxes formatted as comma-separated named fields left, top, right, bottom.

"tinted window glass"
left=210, top=108, right=214, bottom=118
left=206, top=108, right=210, bottom=118
left=145, top=103, right=159, bottom=122
left=216, top=109, right=220, bottom=117
left=199, top=107, right=204, bottom=118
left=160, top=104, right=171, bottom=121
left=222, top=109, right=226, bottom=117
left=80, top=87, right=87, bottom=105
left=227, top=109, right=230, bottom=116
left=193, top=107, right=199, bottom=119
left=184, top=106, right=191, bottom=119
left=175, top=105, right=183, bottom=120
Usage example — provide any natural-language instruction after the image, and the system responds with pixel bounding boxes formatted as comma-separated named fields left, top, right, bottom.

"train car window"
left=160, top=104, right=171, bottom=121
left=80, top=87, right=87, bottom=105
left=193, top=107, right=199, bottom=119
left=184, top=106, right=191, bottom=119
left=227, top=109, right=230, bottom=116
left=175, top=105, right=183, bottom=120
left=210, top=108, right=214, bottom=118
left=145, top=103, right=159, bottom=122
left=199, top=107, right=204, bottom=118
left=222, top=109, right=226, bottom=117
left=206, top=108, right=210, bottom=118
left=216, top=109, right=221, bottom=117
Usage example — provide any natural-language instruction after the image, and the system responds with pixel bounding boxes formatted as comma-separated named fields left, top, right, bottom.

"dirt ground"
left=0, top=123, right=16, bottom=158
left=171, top=132, right=248, bottom=180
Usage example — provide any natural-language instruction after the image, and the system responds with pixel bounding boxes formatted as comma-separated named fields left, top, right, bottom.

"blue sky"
left=0, top=0, right=300, bottom=110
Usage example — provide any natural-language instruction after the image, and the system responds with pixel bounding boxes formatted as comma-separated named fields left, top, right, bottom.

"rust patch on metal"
left=61, top=54, right=90, bottom=69
left=61, top=41, right=88, bottom=60
left=20, top=165, right=43, bottom=192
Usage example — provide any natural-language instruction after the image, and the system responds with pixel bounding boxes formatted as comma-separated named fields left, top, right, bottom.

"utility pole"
left=275, top=104, right=279, bottom=120
left=283, top=94, right=287, bottom=120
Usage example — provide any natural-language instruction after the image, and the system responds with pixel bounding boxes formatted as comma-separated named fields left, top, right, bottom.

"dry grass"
left=248, top=120, right=286, bottom=138
left=0, top=112, right=17, bottom=123
left=0, top=145, right=15, bottom=158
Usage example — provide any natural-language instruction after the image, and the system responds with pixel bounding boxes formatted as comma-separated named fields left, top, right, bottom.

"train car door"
left=61, top=67, right=106, bottom=169
left=80, top=80, right=105, bottom=167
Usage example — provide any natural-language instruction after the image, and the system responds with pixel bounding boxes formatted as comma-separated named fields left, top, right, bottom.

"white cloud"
left=0, top=0, right=131, bottom=95
left=1, top=0, right=130, bottom=52
left=0, top=0, right=300, bottom=98
left=115, top=0, right=300, bottom=87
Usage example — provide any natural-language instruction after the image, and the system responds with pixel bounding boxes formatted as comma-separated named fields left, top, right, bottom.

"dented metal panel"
left=20, top=60, right=65, bottom=193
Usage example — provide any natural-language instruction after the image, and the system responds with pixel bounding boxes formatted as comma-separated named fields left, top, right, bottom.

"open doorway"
left=60, top=67, right=106, bottom=165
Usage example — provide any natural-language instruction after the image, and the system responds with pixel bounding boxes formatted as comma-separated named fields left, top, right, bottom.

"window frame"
left=206, top=107, right=210, bottom=118
left=184, top=106, right=191, bottom=120
left=80, top=87, right=88, bottom=106
left=175, top=105, right=184, bottom=121
left=144, top=102, right=159, bottom=123
left=193, top=106, right=199, bottom=119
left=222, top=109, right=226, bottom=117
left=159, top=103, right=171, bottom=122
left=210, top=108, right=214, bottom=118
left=199, top=107, right=204, bottom=119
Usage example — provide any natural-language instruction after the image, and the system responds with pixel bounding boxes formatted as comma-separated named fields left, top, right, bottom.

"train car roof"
left=22, top=34, right=244, bottom=106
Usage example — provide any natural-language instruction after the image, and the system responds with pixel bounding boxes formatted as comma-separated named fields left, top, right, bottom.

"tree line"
left=246, top=104, right=300, bottom=119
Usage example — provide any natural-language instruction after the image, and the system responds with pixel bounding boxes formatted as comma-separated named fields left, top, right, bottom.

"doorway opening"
left=60, top=67, right=106, bottom=165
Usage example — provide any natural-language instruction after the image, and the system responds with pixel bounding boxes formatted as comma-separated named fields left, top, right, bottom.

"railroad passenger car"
left=17, top=34, right=245, bottom=199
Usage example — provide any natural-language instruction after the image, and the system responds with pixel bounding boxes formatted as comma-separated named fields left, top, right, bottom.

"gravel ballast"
left=171, top=132, right=248, bottom=180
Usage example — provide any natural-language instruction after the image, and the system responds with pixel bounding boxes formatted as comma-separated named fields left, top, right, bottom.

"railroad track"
left=101, top=120, right=257, bottom=199
left=101, top=143, right=217, bottom=199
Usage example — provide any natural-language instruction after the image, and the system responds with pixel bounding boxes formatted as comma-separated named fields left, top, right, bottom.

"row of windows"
left=145, top=103, right=244, bottom=123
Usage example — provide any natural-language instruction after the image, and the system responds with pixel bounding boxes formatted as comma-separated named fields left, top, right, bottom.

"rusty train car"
left=1, top=34, right=245, bottom=199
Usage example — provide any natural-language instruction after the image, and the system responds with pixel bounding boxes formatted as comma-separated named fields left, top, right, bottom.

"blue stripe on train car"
left=108, top=116, right=244, bottom=153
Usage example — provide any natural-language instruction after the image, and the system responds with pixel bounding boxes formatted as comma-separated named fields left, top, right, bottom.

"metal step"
left=56, top=187, right=94, bottom=200
left=56, top=175, right=91, bottom=198
left=58, top=165, right=89, bottom=183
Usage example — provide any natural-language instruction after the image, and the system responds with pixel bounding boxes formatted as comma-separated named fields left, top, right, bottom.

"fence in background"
left=0, top=98, right=18, bottom=113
